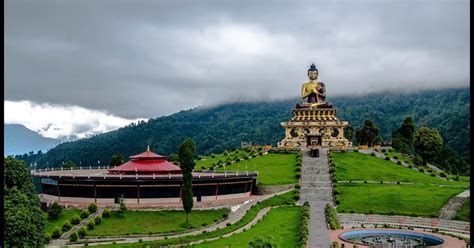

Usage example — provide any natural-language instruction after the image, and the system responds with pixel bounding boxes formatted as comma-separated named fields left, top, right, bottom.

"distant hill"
left=17, top=88, right=469, bottom=171
left=4, top=124, right=60, bottom=156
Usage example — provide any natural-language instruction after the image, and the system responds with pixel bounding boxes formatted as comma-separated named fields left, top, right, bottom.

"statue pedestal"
left=278, top=107, right=351, bottom=150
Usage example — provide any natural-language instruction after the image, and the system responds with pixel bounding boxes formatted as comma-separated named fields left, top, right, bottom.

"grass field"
left=332, top=151, right=469, bottom=217
left=216, top=153, right=297, bottom=185
left=332, top=152, right=469, bottom=187
left=44, top=208, right=81, bottom=234
left=195, top=148, right=254, bottom=169
left=336, top=183, right=465, bottom=216
left=453, top=200, right=470, bottom=222
left=92, top=191, right=296, bottom=247
left=87, top=208, right=230, bottom=236
left=194, top=206, right=301, bottom=248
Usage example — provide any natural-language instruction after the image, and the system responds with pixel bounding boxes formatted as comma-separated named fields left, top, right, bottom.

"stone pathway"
left=52, top=189, right=292, bottom=247
left=439, top=189, right=470, bottom=220
left=300, top=148, right=333, bottom=248
left=338, top=213, right=470, bottom=234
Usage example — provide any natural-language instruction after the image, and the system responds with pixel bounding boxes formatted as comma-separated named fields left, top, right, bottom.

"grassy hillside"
left=331, top=151, right=469, bottom=217
left=17, top=88, right=469, bottom=174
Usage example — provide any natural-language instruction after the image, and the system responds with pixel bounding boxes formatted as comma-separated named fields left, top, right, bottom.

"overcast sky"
left=5, top=0, right=470, bottom=139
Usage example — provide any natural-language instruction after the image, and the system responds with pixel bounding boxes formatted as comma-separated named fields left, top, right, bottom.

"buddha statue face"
left=308, top=70, right=318, bottom=80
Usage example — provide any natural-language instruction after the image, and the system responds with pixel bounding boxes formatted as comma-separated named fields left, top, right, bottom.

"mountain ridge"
left=14, top=87, right=469, bottom=172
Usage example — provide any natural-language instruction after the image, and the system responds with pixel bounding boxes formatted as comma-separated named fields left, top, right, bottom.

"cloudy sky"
left=5, top=0, right=469, bottom=139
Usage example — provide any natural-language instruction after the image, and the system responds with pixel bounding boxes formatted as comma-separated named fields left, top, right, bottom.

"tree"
left=249, top=236, right=277, bottom=247
left=4, top=157, right=46, bottom=247
left=413, top=127, right=443, bottom=164
left=47, top=202, right=63, bottom=219
left=392, top=117, right=416, bottom=154
left=344, top=125, right=355, bottom=142
left=355, top=120, right=380, bottom=147
left=109, top=153, right=124, bottom=167
left=178, top=138, right=196, bottom=223
left=62, top=160, right=77, bottom=169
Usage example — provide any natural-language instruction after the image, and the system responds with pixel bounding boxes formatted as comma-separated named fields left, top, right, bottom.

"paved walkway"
left=51, top=189, right=292, bottom=247
left=439, top=189, right=470, bottom=220
left=338, top=213, right=470, bottom=234
left=300, top=148, right=333, bottom=248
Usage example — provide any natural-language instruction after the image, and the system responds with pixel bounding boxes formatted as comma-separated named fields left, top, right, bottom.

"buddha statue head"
left=307, top=63, right=318, bottom=80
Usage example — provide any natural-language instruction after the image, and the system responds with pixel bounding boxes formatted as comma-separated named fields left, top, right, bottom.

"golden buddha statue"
left=298, top=64, right=332, bottom=109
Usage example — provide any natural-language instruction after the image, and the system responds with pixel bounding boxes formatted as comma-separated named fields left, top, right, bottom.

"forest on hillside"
left=15, top=88, right=469, bottom=173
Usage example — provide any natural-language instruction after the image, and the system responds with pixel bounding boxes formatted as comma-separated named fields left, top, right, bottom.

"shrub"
left=414, top=155, right=423, bottom=165
left=69, top=231, right=79, bottom=242
left=364, top=181, right=367, bottom=183
left=439, top=172, right=447, bottom=178
left=78, top=227, right=87, bottom=238
left=88, top=203, right=98, bottom=213
left=94, top=215, right=102, bottom=225
left=389, top=210, right=395, bottom=215
left=294, top=184, right=301, bottom=190
left=80, top=209, right=90, bottom=219
left=293, top=194, right=300, bottom=201
left=102, top=208, right=110, bottom=218
left=139, top=238, right=143, bottom=243
left=71, top=215, right=81, bottom=225
left=44, top=233, right=51, bottom=243
left=385, top=157, right=390, bottom=160
left=397, top=181, right=400, bottom=184
left=369, top=209, right=374, bottom=214
left=62, top=221, right=72, bottom=232
left=427, top=168, right=433, bottom=173
left=408, top=165, right=413, bottom=168
left=333, top=188, right=340, bottom=195
left=51, top=227, right=62, bottom=239
left=332, top=241, right=340, bottom=248
left=226, top=161, right=231, bottom=165
left=397, top=161, right=402, bottom=165
left=431, top=173, right=436, bottom=177
left=370, top=153, right=375, bottom=157
left=87, top=220, right=95, bottom=230
left=226, top=223, right=231, bottom=227
left=47, top=202, right=63, bottom=219
left=295, top=172, right=301, bottom=179
left=418, top=168, right=425, bottom=173
left=222, top=213, right=228, bottom=218
left=393, top=156, right=398, bottom=160
left=380, top=181, right=383, bottom=184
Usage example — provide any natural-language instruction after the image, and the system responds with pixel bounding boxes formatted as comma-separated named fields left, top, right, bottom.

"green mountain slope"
left=16, top=88, right=469, bottom=170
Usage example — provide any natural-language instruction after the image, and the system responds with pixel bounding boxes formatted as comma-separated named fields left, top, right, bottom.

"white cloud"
left=4, top=100, right=146, bottom=140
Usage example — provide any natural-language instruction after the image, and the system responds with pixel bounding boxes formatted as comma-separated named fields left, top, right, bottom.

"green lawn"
left=194, top=206, right=301, bottom=248
left=44, top=208, right=81, bottom=234
left=216, top=153, right=298, bottom=185
left=87, top=208, right=230, bottom=236
left=92, top=191, right=296, bottom=247
left=195, top=149, right=254, bottom=169
left=453, top=200, right=470, bottom=222
left=336, top=183, right=465, bottom=217
left=332, top=152, right=469, bottom=187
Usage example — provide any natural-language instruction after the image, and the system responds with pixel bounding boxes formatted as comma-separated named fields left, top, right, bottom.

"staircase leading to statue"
left=300, top=148, right=334, bottom=248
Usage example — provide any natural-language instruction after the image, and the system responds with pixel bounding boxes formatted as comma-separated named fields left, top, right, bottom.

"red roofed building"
left=108, top=147, right=182, bottom=175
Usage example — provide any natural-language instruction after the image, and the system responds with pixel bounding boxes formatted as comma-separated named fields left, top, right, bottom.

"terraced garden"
left=331, top=151, right=469, bottom=217
left=44, top=208, right=81, bottom=234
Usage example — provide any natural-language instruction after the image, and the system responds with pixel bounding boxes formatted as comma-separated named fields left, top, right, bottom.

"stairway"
left=300, top=148, right=334, bottom=248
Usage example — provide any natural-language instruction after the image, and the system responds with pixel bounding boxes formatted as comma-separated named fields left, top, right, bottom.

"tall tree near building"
left=178, top=138, right=196, bottom=223
left=413, top=127, right=443, bottom=164
left=355, top=119, right=380, bottom=147
left=392, top=117, right=416, bottom=154
left=4, top=157, right=46, bottom=247
left=109, top=153, right=124, bottom=167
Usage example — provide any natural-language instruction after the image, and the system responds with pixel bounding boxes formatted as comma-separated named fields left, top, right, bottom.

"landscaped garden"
left=217, top=153, right=298, bottom=185
left=330, top=151, right=469, bottom=217
left=44, top=208, right=81, bottom=234
left=92, top=190, right=298, bottom=247
left=86, top=208, right=230, bottom=236
left=194, top=206, right=302, bottom=247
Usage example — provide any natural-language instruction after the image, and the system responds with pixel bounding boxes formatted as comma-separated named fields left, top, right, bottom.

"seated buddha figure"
left=298, top=63, right=332, bottom=109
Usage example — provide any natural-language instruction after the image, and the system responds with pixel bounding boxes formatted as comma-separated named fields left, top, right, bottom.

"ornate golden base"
left=278, top=108, right=351, bottom=150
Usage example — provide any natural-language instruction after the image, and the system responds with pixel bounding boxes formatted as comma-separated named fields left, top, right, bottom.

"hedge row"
left=299, top=202, right=311, bottom=247
left=325, top=204, right=341, bottom=230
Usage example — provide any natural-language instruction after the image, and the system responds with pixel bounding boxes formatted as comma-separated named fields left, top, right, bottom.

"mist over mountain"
left=4, top=124, right=61, bottom=156
left=15, top=88, right=469, bottom=173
